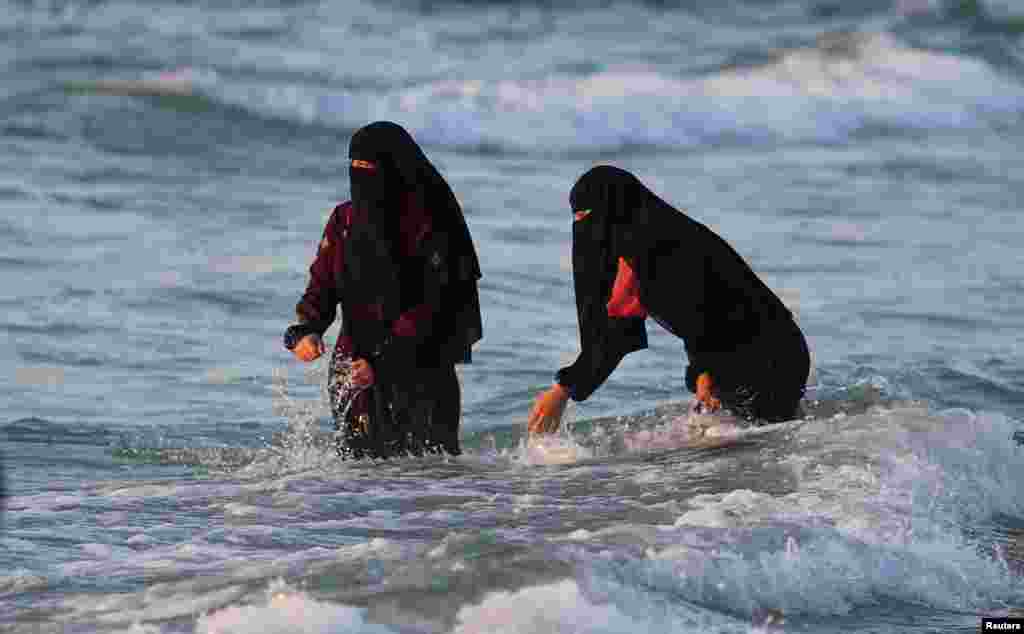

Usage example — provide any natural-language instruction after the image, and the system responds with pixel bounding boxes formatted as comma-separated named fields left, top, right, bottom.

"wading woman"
left=528, top=166, right=809, bottom=434
left=284, top=122, right=482, bottom=459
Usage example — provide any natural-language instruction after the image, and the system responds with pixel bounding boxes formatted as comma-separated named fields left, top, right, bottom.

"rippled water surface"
left=3, top=0, right=1024, bottom=631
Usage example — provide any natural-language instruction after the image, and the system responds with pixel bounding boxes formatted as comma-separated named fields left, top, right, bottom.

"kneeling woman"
left=529, top=166, right=809, bottom=434
left=285, top=122, right=483, bottom=459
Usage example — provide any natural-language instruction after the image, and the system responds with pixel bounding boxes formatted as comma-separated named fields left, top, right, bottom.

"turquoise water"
left=3, top=0, right=1024, bottom=631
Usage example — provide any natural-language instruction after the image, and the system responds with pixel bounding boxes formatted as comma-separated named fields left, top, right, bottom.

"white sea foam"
left=516, top=433, right=593, bottom=465
left=617, top=406, right=1024, bottom=619
left=210, top=32, right=1024, bottom=153
left=452, top=576, right=805, bottom=634
left=59, top=583, right=251, bottom=629
left=585, top=521, right=1020, bottom=621
left=197, top=581, right=397, bottom=634
left=16, top=404, right=1021, bottom=632
left=0, top=570, right=49, bottom=595
left=453, top=579, right=641, bottom=634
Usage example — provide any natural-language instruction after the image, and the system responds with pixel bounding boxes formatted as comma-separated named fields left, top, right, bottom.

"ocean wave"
left=571, top=407, right=1024, bottom=627
left=584, top=525, right=1018, bottom=623
left=160, top=31, right=1024, bottom=154
left=2, top=417, right=114, bottom=446
left=54, top=31, right=1024, bottom=156
left=11, top=400, right=1023, bottom=631
left=911, top=408, right=1024, bottom=521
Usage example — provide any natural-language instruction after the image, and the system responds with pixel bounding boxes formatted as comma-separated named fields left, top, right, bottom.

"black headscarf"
left=345, top=121, right=482, bottom=362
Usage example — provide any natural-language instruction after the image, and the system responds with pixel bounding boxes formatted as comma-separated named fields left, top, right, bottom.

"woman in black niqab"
left=528, top=166, right=810, bottom=433
left=286, top=121, right=482, bottom=459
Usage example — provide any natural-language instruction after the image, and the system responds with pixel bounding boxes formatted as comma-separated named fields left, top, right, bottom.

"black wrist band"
left=553, top=373, right=576, bottom=402
left=283, top=324, right=317, bottom=351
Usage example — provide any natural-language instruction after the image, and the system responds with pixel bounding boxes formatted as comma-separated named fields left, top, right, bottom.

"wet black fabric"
left=344, top=121, right=483, bottom=365
left=328, top=341, right=461, bottom=460
left=690, top=315, right=810, bottom=423
left=344, top=124, right=407, bottom=358
left=556, top=165, right=809, bottom=422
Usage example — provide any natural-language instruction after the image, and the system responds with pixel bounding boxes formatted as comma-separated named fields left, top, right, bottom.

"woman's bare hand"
left=527, top=384, right=570, bottom=435
left=292, top=334, right=325, bottom=362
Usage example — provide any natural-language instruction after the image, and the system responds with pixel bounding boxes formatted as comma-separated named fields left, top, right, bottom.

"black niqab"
left=345, top=121, right=483, bottom=362
left=558, top=165, right=795, bottom=403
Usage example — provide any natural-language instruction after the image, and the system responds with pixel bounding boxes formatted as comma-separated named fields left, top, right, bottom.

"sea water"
left=3, top=0, right=1024, bottom=631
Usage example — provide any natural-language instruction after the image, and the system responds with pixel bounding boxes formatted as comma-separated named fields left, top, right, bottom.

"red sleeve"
left=606, top=257, right=648, bottom=319
left=295, top=205, right=345, bottom=335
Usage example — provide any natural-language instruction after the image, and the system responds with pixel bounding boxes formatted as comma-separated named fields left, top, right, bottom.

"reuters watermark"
left=983, top=618, right=1024, bottom=632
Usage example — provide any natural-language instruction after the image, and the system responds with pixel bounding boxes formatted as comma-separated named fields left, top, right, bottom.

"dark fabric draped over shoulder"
left=556, top=165, right=795, bottom=402
left=345, top=121, right=482, bottom=364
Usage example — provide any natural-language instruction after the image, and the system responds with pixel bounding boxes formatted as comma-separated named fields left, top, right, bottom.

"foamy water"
left=4, top=0, right=1024, bottom=630
left=6, top=394, right=1022, bottom=631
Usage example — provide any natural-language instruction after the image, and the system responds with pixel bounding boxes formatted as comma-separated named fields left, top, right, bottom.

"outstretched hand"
left=292, top=334, right=326, bottom=363
left=527, top=384, right=570, bottom=435
left=695, top=372, right=721, bottom=413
